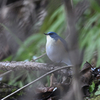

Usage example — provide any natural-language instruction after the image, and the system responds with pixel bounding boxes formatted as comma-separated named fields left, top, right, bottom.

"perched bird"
left=44, top=32, right=71, bottom=65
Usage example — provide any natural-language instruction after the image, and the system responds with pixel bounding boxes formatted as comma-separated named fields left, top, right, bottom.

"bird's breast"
left=46, top=35, right=56, bottom=46
left=46, top=36, right=57, bottom=55
left=46, top=36, right=66, bottom=63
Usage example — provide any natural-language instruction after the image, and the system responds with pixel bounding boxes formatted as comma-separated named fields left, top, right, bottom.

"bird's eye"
left=49, top=33, right=53, bottom=35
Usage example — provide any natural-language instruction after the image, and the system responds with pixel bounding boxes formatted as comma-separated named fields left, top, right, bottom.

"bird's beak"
left=44, top=33, right=48, bottom=35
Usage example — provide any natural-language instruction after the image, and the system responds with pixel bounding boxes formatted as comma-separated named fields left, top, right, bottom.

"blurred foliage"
left=40, top=5, right=66, bottom=35
left=90, top=95, right=100, bottom=100
left=79, top=0, right=100, bottom=67
left=89, top=82, right=95, bottom=93
left=1, top=0, right=100, bottom=98
left=95, top=85, right=100, bottom=95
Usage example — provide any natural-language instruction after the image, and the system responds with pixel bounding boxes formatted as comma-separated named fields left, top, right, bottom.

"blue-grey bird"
left=44, top=32, right=71, bottom=65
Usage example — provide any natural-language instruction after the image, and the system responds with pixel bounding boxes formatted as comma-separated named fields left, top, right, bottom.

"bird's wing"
left=58, top=37, right=69, bottom=51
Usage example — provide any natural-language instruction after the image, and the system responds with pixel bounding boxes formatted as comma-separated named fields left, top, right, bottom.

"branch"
left=0, top=53, right=47, bottom=77
left=0, top=61, right=58, bottom=71
left=63, top=0, right=83, bottom=100
left=32, top=53, right=46, bottom=61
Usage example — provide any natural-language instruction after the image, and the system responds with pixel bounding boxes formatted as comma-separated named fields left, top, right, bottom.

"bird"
left=44, top=32, right=71, bottom=65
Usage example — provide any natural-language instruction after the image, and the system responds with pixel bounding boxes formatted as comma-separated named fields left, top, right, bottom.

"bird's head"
left=44, top=32, right=59, bottom=41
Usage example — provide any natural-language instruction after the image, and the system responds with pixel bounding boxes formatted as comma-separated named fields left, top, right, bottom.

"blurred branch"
left=0, top=61, right=72, bottom=71
left=0, top=61, right=53, bottom=71
left=64, top=0, right=83, bottom=100
left=0, top=53, right=47, bottom=77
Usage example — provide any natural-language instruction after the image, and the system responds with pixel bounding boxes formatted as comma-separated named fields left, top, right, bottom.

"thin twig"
left=32, top=53, right=46, bottom=61
left=0, top=70, right=12, bottom=77
left=1, top=65, right=72, bottom=100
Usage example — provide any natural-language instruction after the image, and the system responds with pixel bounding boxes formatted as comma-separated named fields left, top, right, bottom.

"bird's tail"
left=62, top=57, right=72, bottom=66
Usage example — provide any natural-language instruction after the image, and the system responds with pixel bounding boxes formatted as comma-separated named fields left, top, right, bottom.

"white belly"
left=46, top=40, right=64, bottom=63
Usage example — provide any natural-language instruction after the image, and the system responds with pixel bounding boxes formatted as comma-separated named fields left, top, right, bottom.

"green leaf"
left=89, top=82, right=95, bottom=93
left=95, top=85, right=100, bottom=95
